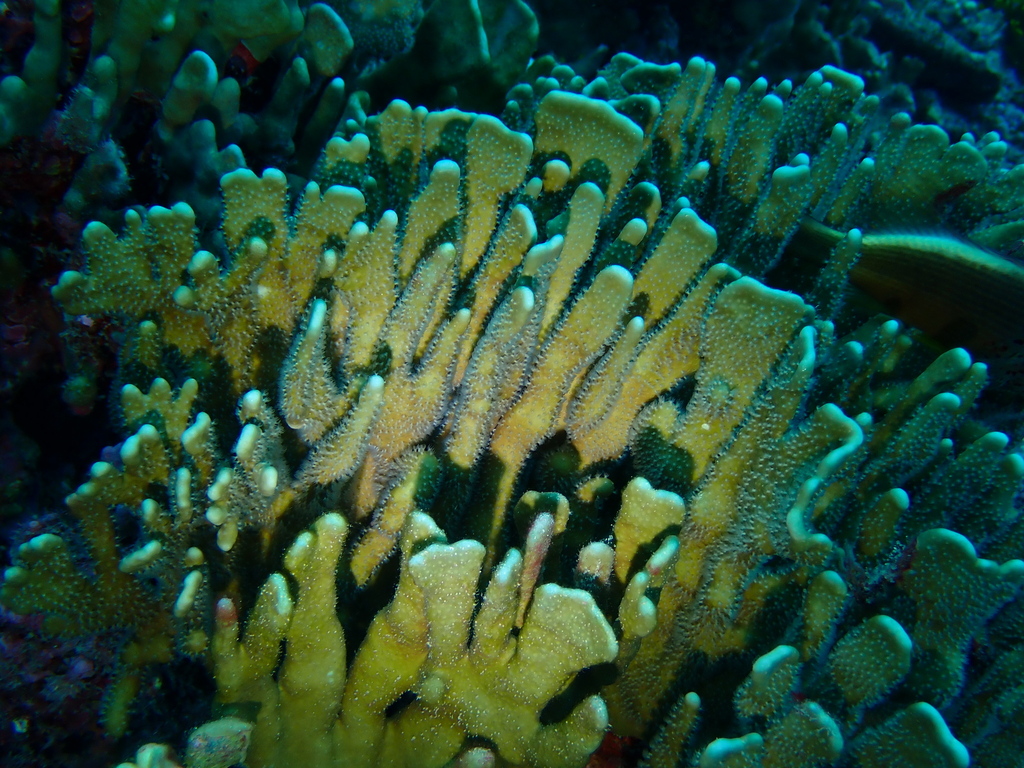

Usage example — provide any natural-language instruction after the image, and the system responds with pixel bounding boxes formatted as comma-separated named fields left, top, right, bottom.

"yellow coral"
left=7, top=52, right=1024, bottom=768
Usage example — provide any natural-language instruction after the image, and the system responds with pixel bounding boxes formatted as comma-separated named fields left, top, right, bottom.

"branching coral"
left=0, top=0, right=537, bottom=148
left=4, top=50, right=1024, bottom=768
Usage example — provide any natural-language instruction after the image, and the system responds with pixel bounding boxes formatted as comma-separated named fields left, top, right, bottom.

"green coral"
left=5, top=49, right=1024, bottom=768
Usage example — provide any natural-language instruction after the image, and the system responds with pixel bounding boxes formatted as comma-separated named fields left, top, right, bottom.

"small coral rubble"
left=4, top=52, right=1024, bottom=768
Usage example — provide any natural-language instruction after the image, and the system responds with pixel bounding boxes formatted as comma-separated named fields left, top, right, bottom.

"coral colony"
left=2, top=1, right=1024, bottom=767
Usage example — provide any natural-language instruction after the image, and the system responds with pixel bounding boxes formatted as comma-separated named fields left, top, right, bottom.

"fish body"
left=795, top=217, right=1024, bottom=363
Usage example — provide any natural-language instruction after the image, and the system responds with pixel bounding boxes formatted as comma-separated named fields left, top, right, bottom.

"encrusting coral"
left=4, top=49, right=1024, bottom=768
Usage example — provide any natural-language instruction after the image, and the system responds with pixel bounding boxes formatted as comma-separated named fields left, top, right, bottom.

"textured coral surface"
left=2, top=3, right=1024, bottom=768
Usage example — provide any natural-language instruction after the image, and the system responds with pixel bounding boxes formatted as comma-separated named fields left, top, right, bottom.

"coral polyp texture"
left=5, top=52, right=1024, bottom=768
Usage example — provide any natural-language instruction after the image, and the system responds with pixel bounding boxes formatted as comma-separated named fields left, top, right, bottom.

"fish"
left=791, top=216, right=1024, bottom=365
